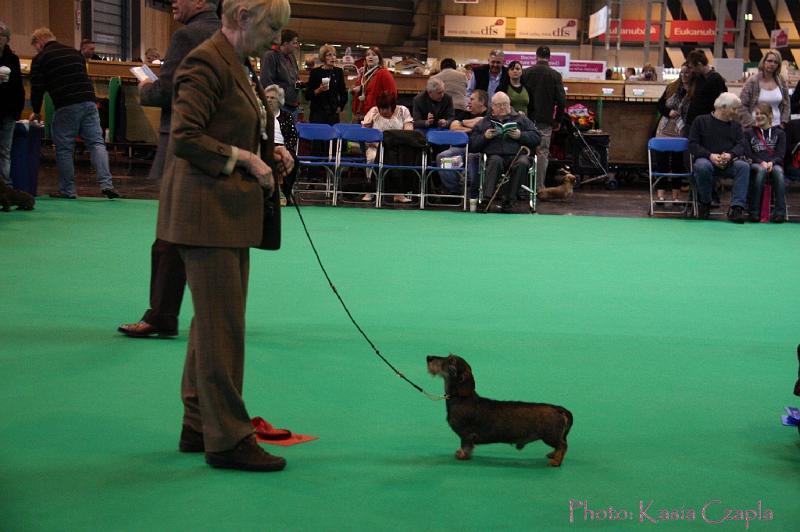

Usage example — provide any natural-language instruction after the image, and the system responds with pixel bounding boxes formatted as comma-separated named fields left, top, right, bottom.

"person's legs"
left=435, top=146, right=465, bottom=193
left=77, top=101, right=114, bottom=192
left=770, top=165, right=786, bottom=219
left=467, top=152, right=480, bottom=199
left=51, top=104, right=81, bottom=196
left=482, top=154, right=504, bottom=202
left=534, top=125, right=552, bottom=189
left=506, top=155, right=531, bottom=206
left=0, top=116, right=15, bottom=186
left=728, top=159, right=750, bottom=208
left=692, top=157, right=714, bottom=205
left=141, top=238, right=186, bottom=332
left=179, top=245, right=253, bottom=453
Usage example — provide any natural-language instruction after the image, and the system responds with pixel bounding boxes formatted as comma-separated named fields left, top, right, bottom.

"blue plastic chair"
left=647, top=137, right=695, bottom=217
left=423, top=130, right=470, bottom=210
left=295, top=123, right=338, bottom=203
left=332, top=124, right=383, bottom=206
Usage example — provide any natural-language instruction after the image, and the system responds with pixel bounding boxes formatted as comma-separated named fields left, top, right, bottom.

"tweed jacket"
left=157, top=31, right=275, bottom=248
left=737, top=72, right=790, bottom=127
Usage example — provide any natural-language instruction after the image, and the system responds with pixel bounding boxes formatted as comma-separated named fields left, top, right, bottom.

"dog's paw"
left=455, top=448, right=472, bottom=460
left=548, top=458, right=563, bottom=467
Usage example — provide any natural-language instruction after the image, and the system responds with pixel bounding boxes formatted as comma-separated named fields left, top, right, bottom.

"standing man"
left=466, top=49, right=508, bottom=103
left=117, top=0, right=221, bottom=338
left=260, top=29, right=300, bottom=116
left=521, top=46, right=566, bottom=189
left=685, top=49, right=727, bottom=130
left=0, top=21, right=24, bottom=187
left=29, top=27, right=119, bottom=199
left=432, top=58, right=467, bottom=112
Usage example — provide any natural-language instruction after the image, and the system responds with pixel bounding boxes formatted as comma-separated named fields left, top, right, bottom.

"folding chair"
left=332, top=124, right=383, bottom=206
left=647, top=137, right=695, bottom=217
left=423, top=130, right=469, bottom=211
left=294, top=123, right=338, bottom=204
left=376, top=129, right=427, bottom=208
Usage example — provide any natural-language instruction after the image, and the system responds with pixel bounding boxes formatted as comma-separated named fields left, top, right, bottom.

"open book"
left=130, top=64, right=157, bottom=82
left=491, top=120, right=518, bottom=136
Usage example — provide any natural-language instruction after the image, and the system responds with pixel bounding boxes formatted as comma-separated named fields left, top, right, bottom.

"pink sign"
left=569, top=61, right=605, bottom=73
left=503, top=52, right=539, bottom=68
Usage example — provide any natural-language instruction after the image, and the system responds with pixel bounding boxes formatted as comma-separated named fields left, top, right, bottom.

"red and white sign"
left=568, top=60, right=606, bottom=80
left=516, top=18, right=579, bottom=41
left=668, top=20, right=734, bottom=43
left=595, top=21, right=663, bottom=43
left=443, top=16, right=506, bottom=39
left=770, top=29, right=789, bottom=48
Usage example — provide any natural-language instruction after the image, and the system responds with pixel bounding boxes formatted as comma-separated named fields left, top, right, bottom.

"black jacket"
left=470, top=110, right=540, bottom=155
left=686, top=69, right=727, bottom=128
left=521, top=61, right=566, bottom=127
left=30, top=40, right=95, bottom=112
left=471, top=65, right=509, bottom=95
left=305, top=66, right=347, bottom=118
left=411, top=91, right=454, bottom=129
left=0, top=45, right=24, bottom=120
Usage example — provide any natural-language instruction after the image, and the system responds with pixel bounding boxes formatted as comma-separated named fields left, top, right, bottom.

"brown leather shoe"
left=205, top=435, right=286, bottom=472
left=117, top=320, right=178, bottom=338
left=179, top=425, right=204, bottom=453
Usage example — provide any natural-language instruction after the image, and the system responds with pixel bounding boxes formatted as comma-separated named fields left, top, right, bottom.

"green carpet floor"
left=1, top=198, right=799, bottom=531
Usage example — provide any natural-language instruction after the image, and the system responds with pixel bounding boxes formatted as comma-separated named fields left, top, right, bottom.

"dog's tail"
left=559, top=408, right=573, bottom=440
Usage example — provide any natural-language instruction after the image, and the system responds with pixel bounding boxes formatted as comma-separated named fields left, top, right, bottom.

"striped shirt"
left=30, top=40, right=95, bottom=114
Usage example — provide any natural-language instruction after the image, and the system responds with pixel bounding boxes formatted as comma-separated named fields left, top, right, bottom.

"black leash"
left=288, top=191, right=446, bottom=401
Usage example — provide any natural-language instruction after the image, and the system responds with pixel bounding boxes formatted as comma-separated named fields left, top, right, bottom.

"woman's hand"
left=240, top=151, right=275, bottom=194
left=273, top=145, right=295, bottom=180
left=669, top=110, right=679, bottom=118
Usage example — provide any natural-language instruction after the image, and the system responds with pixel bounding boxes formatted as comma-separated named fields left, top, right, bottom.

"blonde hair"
left=319, top=45, right=336, bottom=61
left=222, top=0, right=290, bottom=32
left=31, top=27, right=55, bottom=43
left=758, top=49, right=782, bottom=76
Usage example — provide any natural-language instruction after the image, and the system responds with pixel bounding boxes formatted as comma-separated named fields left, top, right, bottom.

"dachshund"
left=537, top=169, right=576, bottom=202
left=426, top=354, right=573, bottom=466
left=0, top=182, right=35, bottom=212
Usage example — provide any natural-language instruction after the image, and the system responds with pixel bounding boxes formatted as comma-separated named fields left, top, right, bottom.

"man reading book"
left=469, top=92, right=540, bottom=213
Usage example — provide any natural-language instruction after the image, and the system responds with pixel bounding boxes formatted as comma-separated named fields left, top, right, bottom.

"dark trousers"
left=653, top=151, right=687, bottom=190
left=141, top=238, right=186, bottom=332
left=483, top=154, right=532, bottom=203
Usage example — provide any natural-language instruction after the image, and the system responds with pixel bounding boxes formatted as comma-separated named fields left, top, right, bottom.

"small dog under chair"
left=426, top=354, right=573, bottom=466
left=537, top=168, right=576, bottom=201
left=0, top=182, right=35, bottom=212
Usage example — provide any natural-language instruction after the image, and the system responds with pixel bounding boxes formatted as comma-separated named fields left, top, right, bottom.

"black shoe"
left=727, top=205, right=746, bottom=224
left=49, top=192, right=77, bottom=199
left=179, top=425, right=204, bottom=453
left=102, top=188, right=121, bottom=199
left=697, top=202, right=711, bottom=220
left=117, top=320, right=178, bottom=338
left=205, top=435, right=286, bottom=472
left=500, top=202, right=515, bottom=214
left=771, top=214, right=786, bottom=224
left=748, top=213, right=761, bottom=223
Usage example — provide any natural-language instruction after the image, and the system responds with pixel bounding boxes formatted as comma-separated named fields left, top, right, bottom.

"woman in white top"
left=738, top=49, right=790, bottom=128
left=359, top=90, right=413, bottom=202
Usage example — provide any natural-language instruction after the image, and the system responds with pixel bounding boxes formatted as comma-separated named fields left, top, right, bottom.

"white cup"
left=469, top=198, right=478, bottom=212
left=0, top=66, right=10, bottom=83
left=321, top=77, right=330, bottom=88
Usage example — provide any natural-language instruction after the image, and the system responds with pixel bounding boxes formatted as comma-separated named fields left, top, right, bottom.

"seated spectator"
left=688, top=92, right=749, bottom=222
left=432, top=58, right=467, bottom=112
left=505, top=60, right=529, bottom=114
left=744, top=102, right=786, bottom=223
left=265, top=84, right=298, bottom=203
left=625, top=67, right=636, bottom=80
left=791, top=78, right=800, bottom=115
left=79, top=39, right=101, bottom=60
left=470, top=92, right=540, bottom=213
left=412, top=77, right=454, bottom=130
left=144, top=47, right=161, bottom=63
left=361, top=90, right=413, bottom=203
left=435, top=89, right=488, bottom=199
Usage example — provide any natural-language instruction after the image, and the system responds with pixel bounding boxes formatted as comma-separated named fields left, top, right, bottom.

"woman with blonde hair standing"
left=306, top=44, right=347, bottom=125
left=738, top=49, right=790, bottom=128
left=157, top=0, right=295, bottom=472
